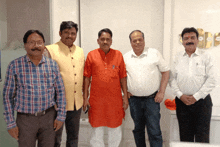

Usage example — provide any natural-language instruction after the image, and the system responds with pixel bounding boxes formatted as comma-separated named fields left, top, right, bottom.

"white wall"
left=1, top=0, right=219, bottom=146
left=0, top=0, right=7, bottom=50
left=79, top=1, right=167, bottom=146
left=162, top=2, right=220, bottom=145
left=50, top=0, right=79, bottom=45
left=170, top=0, right=220, bottom=106
left=80, top=0, right=164, bottom=56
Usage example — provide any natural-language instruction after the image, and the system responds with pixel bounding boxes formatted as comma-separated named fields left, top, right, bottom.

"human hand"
left=83, top=98, right=90, bottom=111
left=54, top=120, right=64, bottom=131
left=154, top=92, right=164, bottom=103
left=8, top=126, right=19, bottom=140
left=180, top=94, right=195, bottom=105
left=188, top=96, right=197, bottom=105
left=127, top=92, right=133, bottom=99
left=123, top=95, right=129, bottom=111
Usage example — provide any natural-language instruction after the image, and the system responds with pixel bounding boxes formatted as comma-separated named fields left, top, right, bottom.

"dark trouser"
left=129, top=92, right=163, bottom=147
left=16, top=107, right=56, bottom=147
left=175, top=94, right=212, bottom=143
left=55, top=107, right=82, bottom=147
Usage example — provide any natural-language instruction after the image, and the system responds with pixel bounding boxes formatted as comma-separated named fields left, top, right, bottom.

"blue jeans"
left=129, top=93, right=162, bottom=147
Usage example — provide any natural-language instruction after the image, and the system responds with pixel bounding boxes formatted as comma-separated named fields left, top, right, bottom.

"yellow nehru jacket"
left=46, top=41, right=84, bottom=111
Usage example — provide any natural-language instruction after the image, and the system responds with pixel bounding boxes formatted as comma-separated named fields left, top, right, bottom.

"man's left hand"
left=154, top=92, right=164, bottom=103
left=54, top=120, right=64, bottom=131
left=123, top=95, right=129, bottom=111
left=188, top=96, right=197, bottom=105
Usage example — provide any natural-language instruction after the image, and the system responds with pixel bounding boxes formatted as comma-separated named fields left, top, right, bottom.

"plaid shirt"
left=3, top=55, right=66, bottom=130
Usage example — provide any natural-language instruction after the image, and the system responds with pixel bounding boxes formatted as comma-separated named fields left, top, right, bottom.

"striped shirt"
left=3, top=55, right=66, bottom=130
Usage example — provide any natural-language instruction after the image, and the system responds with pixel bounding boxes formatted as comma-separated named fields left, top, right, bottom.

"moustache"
left=65, top=37, right=73, bottom=40
left=186, top=42, right=194, bottom=45
left=31, top=48, right=41, bottom=51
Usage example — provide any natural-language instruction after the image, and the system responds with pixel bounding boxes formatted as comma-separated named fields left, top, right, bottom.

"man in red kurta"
left=83, top=28, right=128, bottom=147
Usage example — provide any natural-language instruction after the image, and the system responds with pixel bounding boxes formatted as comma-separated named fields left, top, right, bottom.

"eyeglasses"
left=26, top=41, right=44, bottom=46
left=183, top=36, right=197, bottom=41
left=100, top=38, right=112, bottom=42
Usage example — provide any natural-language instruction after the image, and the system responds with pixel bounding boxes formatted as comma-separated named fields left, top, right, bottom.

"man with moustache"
left=83, top=28, right=128, bottom=147
left=170, top=27, right=216, bottom=142
left=3, top=30, right=66, bottom=147
left=124, top=30, right=170, bottom=147
left=46, top=21, right=84, bottom=147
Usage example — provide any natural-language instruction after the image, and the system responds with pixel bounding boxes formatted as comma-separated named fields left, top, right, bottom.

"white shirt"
left=124, top=48, right=170, bottom=96
left=169, top=49, right=216, bottom=100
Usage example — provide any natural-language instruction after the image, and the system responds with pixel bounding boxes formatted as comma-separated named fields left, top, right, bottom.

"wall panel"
left=80, top=0, right=164, bottom=56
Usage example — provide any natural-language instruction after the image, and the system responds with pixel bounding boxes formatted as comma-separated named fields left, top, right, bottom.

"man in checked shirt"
left=3, top=30, right=66, bottom=147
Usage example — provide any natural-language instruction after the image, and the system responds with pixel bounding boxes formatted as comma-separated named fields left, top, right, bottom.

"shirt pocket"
left=43, top=73, right=55, bottom=89
left=16, top=73, right=32, bottom=90
left=196, top=65, right=206, bottom=76
left=112, top=66, right=119, bottom=78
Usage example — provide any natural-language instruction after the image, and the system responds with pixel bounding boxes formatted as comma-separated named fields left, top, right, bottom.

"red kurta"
left=84, top=48, right=127, bottom=128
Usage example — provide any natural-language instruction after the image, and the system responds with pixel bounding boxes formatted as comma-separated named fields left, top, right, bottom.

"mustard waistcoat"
left=46, top=41, right=84, bottom=111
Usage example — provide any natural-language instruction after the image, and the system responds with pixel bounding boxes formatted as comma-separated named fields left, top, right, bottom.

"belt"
left=17, top=106, right=54, bottom=116
left=148, top=91, right=158, bottom=97
left=133, top=91, right=158, bottom=98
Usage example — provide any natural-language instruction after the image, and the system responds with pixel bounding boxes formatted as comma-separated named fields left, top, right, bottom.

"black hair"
left=23, top=30, right=45, bottom=43
left=98, top=28, right=112, bottom=38
left=60, top=21, right=78, bottom=33
left=129, top=30, right=145, bottom=41
left=181, top=27, right=199, bottom=38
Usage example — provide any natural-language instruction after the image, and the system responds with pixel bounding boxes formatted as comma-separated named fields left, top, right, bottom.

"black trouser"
left=55, top=107, right=82, bottom=147
left=175, top=94, right=212, bottom=143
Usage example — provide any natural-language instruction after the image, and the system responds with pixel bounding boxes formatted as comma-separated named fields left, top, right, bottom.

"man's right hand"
left=83, top=98, right=90, bottom=111
left=8, top=126, right=19, bottom=140
left=180, top=94, right=194, bottom=105
left=127, top=92, right=133, bottom=98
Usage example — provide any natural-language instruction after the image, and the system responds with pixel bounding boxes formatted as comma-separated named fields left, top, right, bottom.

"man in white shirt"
left=170, top=27, right=216, bottom=143
left=124, top=30, right=170, bottom=147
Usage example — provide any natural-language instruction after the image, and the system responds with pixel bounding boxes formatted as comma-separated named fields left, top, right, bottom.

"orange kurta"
left=84, top=48, right=127, bottom=128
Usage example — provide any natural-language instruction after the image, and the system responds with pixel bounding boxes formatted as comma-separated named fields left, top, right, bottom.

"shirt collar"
left=183, top=48, right=201, bottom=57
left=58, top=40, right=76, bottom=50
left=25, top=55, right=46, bottom=64
left=98, top=48, right=112, bottom=55
left=131, top=47, right=148, bottom=58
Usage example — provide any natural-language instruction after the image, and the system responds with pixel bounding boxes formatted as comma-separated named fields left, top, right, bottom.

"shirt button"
left=71, top=57, right=74, bottom=59
left=105, top=68, right=107, bottom=69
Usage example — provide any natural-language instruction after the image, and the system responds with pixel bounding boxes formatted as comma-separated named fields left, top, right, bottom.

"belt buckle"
left=34, top=110, right=46, bottom=116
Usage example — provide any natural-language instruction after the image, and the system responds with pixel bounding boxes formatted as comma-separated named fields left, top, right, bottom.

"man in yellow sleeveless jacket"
left=45, top=21, right=84, bottom=147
